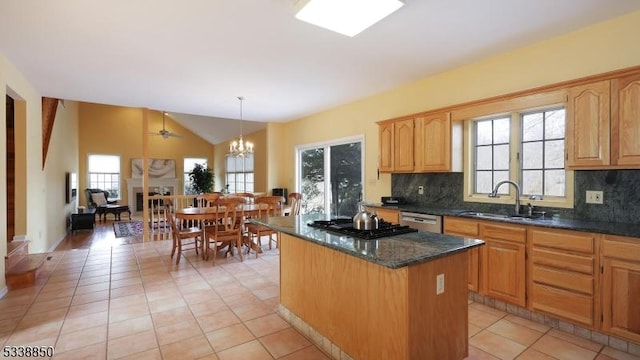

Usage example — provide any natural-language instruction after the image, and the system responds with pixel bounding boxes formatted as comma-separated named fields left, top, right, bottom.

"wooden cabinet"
left=566, top=80, right=611, bottom=168
left=528, top=227, right=598, bottom=327
left=379, top=122, right=394, bottom=172
left=414, top=112, right=462, bottom=172
left=378, top=118, right=414, bottom=172
left=368, top=207, right=400, bottom=224
left=567, top=74, right=640, bottom=169
left=444, top=217, right=480, bottom=292
left=601, top=235, right=640, bottom=343
left=378, top=112, right=460, bottom=173
left=70, top=208, right=96, bottom=233
left=611, top=73, right=640, bottom=167
left=480, top=222, right=527, bottom=307
left=378, top=118, right=411, bottom=173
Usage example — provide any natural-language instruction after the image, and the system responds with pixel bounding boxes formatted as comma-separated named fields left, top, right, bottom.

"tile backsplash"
left=391, top=170, right=640, bottom=224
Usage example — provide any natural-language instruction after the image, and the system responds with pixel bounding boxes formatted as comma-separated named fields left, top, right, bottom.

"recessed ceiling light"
left=295, top=0, right=405, bottom=37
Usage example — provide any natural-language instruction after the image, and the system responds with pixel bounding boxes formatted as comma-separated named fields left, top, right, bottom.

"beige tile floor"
left=1, top=237, right=639, bottom=359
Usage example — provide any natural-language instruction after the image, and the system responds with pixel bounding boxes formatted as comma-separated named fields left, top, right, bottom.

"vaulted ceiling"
left=1, top=1, right=639, bottom=144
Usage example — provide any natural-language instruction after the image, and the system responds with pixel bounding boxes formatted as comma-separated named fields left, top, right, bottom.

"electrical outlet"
left=586, top=190, right=603, bottom=204
left=436, top=274, right=444, bottom=295
left=418, top=186, right=424, bottom=195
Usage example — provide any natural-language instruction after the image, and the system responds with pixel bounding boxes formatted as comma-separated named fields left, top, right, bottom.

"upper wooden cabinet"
left=394, top=118, right=415, bottom=172
left=378, top=118, right=414, bottom=173
left=567, top=73, right=640, bottom=169
left=378, top=112, right=461, bottom=173
left=611, top=73, right=640, bottom=166
left=566, top=80, right=611, bottom=168
left=379, top=122, right=394, bottom=172
left=415, top=113, right=462, bottom=172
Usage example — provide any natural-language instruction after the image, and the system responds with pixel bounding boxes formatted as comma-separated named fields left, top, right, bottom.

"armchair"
left=85, top=188, right=117, bottom=218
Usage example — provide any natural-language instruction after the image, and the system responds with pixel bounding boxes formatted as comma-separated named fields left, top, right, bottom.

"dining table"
left=175, top=203, right=272, bottom=260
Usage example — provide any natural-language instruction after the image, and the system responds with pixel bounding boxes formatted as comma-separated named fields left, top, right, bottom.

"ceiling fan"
left=150, top=112, right=182, bottom=139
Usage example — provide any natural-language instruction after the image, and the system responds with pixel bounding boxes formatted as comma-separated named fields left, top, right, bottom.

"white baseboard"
left=0, top=285, right=8, bottom=299
left=48, top=234, right=67, bottom=253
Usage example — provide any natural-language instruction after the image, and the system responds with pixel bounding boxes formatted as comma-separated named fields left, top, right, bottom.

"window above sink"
left=457, top=89, right=575, bottom=210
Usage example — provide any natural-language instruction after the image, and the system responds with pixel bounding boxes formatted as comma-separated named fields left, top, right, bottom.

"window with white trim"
left=226, top=154, right=254, bottom=193
left=88, top=154, right=121, bottom=199
left=465, top=106, right=573, bottom=208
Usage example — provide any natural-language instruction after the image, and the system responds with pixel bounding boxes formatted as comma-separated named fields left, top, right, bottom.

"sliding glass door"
left=297, top=137, right=363, bottom=217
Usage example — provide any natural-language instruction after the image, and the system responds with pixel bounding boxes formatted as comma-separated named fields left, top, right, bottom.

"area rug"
left=113, top=221, right=144, bottom=238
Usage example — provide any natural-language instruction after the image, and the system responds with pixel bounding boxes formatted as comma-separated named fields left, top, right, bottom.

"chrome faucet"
left=489, top=180, right=521, bottom=215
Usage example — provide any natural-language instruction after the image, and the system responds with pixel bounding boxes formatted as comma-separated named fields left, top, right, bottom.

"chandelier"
left=228, top=96, right=254, bottom=157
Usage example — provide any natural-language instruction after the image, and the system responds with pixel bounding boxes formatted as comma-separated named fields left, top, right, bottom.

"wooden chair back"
left=255, top=196, right=285, bottom=217
left=288, top=192, right=303, bottom=216
left=215, top=197, right=246, bottom=233
left=196, top=193, right=221, bottom=207
left=234, top=192, right=256, bottom=204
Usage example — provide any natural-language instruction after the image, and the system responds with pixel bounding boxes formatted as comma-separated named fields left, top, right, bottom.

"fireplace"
left=126, top=178, right=179, bottom=212
left=135, top=192, right=171, bottom=212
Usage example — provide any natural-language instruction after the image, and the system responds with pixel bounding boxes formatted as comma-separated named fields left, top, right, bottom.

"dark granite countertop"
left=369, top=204, right=640, bottom=238
left=249, top=214, right=484, bottom=269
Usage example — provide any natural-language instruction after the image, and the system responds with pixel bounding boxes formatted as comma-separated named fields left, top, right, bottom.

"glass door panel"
left=330, top=142, right=362, bottom=217
left=301, top=147, right=325, bottom=214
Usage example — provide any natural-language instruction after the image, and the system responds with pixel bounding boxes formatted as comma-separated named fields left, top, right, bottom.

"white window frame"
left=226, top=154, right=254, bottom=193
left=295, top=135, right=365, bottom=215
left=463, top=106, right=574, bottom=209
left=87, top=154, right=121, bottom=200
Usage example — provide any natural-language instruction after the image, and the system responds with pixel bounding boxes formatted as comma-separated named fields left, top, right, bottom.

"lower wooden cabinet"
left=601, top=235, right=640, bottom=343
left=529, top=227, right=597, bottom=327
left=369, top=207, right=400, bottom=224
left=480, top=222, right=527, bottom=307
left=444, top=217, right=480, bottom=292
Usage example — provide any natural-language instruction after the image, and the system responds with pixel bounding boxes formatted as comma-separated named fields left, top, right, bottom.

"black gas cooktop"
left=307, top=218, right=417, bottom=240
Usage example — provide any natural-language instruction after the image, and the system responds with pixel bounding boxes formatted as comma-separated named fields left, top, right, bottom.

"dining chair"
left=196, top=193, right=221, bottom=207
left=233, top=192, right=255, bottom=204
left=287, top=192, right=303, bottom=216
left=204, top=196, right=245, bottom=264
left=245, top=195, right=285, bottom=255
left=166, top=203, right=203, bottom=264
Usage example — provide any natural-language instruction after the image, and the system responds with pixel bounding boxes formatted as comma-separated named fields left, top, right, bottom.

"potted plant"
left=188, top=163, right=214, bottom=194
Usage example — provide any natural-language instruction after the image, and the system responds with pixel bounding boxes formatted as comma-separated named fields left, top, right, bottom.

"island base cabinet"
left=279, top=233, right=470, bottom=360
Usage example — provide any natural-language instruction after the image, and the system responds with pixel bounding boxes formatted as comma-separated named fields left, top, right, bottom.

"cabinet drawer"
left=602, top=236, right=640, bottom=261
left=444, top=217, right=478, bottom=237
left=532, top=265, right=593, bottom=295
left=531, top=283, right=594, bottom=326
left=532, top=248, right=594, bottom=275
left=480, top=223, right=526, bottom=243
left=531, top=228, right=595, bottom=253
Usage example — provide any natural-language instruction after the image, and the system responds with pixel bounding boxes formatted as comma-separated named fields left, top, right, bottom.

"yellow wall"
left=1, top=52, right=81, bottom=292
left=44, top=101, right=80, bottom=249
left=268, top=10, right=640, bottom=203
left=78, top=103, right=215, bottom=207
left=213, top=129, right=267, bottom=193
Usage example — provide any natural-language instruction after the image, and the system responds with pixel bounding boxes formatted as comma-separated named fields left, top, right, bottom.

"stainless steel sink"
left=458, top=211, right=546, bottom=221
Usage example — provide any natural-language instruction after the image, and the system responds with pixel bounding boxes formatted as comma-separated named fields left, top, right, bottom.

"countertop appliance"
left=308, top=218, right=417, bottom=240
left=381, top=196, right=406, bottom=205
left=399, top=212, right=443, bottom=234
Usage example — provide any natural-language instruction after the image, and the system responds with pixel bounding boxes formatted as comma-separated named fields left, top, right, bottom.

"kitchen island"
left=250, top=214, right=484, bottom=360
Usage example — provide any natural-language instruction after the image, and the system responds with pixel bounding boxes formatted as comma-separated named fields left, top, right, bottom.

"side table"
left=70, top=208, right=96, bottom=233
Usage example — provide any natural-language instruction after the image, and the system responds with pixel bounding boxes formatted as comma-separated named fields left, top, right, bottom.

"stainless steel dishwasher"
left=399, top=212, right=443, bottom=233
